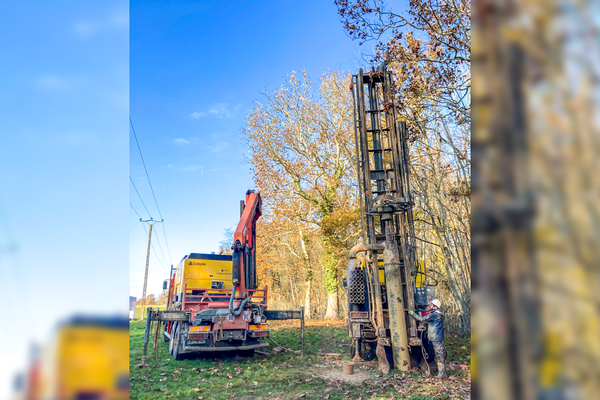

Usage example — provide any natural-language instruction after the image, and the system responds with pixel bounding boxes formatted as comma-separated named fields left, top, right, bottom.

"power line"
left=148, top=221, right=170, bottom=268
left=129, top=176, right=152, bottom=218
left=130, top=118, right=173, bottom=266
left=160, top=223, right=173, bottom=266
left=141, top=222, right=169, bottom=274
left=131, top=203, right=168, bottom=267
left=129, top=202, right=142, bottom=219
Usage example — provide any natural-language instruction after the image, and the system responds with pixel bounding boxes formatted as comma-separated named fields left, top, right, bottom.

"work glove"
left=408, top=310, right=414, bottom=315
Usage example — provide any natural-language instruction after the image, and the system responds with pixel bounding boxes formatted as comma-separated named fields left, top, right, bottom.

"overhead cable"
left=130, top=118, right=173, bottom=266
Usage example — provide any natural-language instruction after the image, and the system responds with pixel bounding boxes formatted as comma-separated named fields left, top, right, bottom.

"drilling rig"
left=346, top=67, right=437, bottom=374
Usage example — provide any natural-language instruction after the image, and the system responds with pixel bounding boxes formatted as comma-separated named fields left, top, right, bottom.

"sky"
left=129, top=0, right=372, bottom=300
left=0, top=1, right=128, bottom=398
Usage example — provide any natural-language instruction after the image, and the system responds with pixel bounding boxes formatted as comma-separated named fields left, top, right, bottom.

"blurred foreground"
left=0, top=1, right=128, bottom=399
left=472, top=0, right=600, bottom=399
left=11, top=316, right=129, bottom=400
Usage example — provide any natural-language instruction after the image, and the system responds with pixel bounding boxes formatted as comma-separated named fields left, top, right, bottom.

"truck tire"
left=172, top=323, right=185, bottom=361
left=168, top=322, right=178, bottom=355
left=162, top=322, right=170, bottom=342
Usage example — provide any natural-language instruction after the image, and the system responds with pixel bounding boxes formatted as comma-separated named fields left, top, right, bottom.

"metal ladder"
left=351, top=67, right=419, bottom=339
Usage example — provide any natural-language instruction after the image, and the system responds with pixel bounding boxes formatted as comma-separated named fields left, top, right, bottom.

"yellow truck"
left=15, top=316, right=129, bottom=400
left=162, top=251, right=270, bottom=360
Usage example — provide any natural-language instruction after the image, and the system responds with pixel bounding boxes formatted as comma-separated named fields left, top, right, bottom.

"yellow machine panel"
left=38, top=317, right=129, bottom=400
left=174, top=253, right=234, bottom=294
left=415, top=261, right=425, bottom=288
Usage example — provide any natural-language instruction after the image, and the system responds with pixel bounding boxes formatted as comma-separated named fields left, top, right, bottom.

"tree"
left=145, top=294, right=156, bottom=306
left=336, top=0, right=470, bottom=129
left=218, top=227, right=234, bottom=255
left=243, top=70, right=359, bottom=319
left=157, top=290, right=168, bottom=305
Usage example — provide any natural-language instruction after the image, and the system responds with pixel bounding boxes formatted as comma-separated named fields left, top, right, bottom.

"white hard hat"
left=430, top=299, right=441, bottom=308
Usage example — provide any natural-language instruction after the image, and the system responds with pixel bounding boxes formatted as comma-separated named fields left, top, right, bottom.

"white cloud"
left=72, top=10, right=128, bottom=38
left=37, top=75, right=69, bottom=90
left=180, top=165, right=203, bottom=173
left=36, top=75, right=89, bottom=91
left=173, top=138, right=190, bottom=145
left=190, top=103, right=242, bottom=119
left=208, top=103, right=231, bottom=118
left=109, top=11, right=128, bottom=28
left=190, top=111, right=206, bottom=119
left=206, top=142, right=229, bottom=153
left=73, top=21, right=97, bottom=37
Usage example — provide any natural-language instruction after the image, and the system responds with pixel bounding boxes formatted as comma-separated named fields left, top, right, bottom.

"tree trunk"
left=299, top=228, right=312, bottom=319
left=324, top=291, right=339, bottom=319
left=305, top=278, right=312, bottom=319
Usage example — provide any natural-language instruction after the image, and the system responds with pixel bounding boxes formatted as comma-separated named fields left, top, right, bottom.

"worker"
left=408, top=299, right=447, bottom=378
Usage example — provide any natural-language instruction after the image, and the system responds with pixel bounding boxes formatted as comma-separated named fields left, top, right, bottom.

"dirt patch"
left=310, top=363, right=380, bottom=385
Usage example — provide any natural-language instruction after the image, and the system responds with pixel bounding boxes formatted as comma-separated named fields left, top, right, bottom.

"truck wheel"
left=168, top=322, right=178, bottom=355
left=162, top=322, right=170, bottom=342
left=173, top=324, right=185, bottom=361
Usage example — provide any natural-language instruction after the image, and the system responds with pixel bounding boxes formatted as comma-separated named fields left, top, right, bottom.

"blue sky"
left=129, top=0, right=372, bottom=299
left=0, top=1, right=128, bottom=397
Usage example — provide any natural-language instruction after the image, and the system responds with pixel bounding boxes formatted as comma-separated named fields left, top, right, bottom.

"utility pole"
left=140, top=218, right=163, bottom=320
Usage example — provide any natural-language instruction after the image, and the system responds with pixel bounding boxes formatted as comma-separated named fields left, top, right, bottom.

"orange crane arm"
left=232, top=190, right=262, bottom=295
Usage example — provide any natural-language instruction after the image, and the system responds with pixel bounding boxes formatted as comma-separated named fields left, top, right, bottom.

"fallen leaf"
left=173, top=370, right=181, bottom=374
left=252, top=381, right=258, bottom=386
left=192, top=388, right=201, bottom=392
left=227, top=373, right=233, bottom=379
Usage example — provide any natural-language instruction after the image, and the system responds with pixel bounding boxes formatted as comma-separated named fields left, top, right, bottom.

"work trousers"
left=432, top=341, right=447, bottom=376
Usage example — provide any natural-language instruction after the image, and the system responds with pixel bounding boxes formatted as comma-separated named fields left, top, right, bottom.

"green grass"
left=130, top=319, right=471, bottom=400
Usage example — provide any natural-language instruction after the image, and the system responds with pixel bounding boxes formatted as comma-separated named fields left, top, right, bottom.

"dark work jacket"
left=411, top=310, right=444, bottom=342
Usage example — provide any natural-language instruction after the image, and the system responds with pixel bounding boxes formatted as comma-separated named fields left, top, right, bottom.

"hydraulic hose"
left=227, top=283, right=252, bottom=316
left=232, top=298, right=251, bottom=316
left=229, top=284, right=237, bottom=314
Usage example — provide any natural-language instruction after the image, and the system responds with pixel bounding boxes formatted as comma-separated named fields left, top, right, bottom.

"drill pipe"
left=383, top=228, right=411, bottom=371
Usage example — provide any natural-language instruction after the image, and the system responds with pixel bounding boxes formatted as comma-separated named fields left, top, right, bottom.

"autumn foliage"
left=243, top=70, right=359, bottom=319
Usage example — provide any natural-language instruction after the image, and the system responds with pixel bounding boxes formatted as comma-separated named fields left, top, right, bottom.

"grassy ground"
left=130, top=319, right=470, bottom=400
